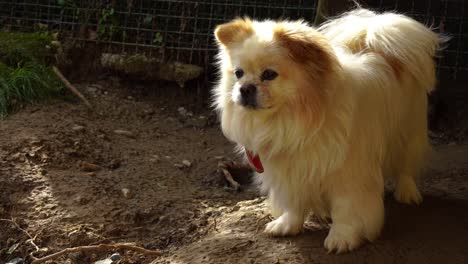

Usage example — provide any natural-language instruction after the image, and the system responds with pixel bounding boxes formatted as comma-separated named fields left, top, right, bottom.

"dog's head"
left=214, top=18, right=339, bottom=117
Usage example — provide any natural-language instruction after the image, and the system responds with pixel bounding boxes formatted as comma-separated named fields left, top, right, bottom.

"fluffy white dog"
left=213, top=8, right=443, bottom=253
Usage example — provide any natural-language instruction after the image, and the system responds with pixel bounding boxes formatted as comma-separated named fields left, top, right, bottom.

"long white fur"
left=213, top=9, right=442, bottom=253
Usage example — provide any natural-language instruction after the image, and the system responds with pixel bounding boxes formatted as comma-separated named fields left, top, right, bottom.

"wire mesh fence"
left=0, top=0, right=466, bottom=81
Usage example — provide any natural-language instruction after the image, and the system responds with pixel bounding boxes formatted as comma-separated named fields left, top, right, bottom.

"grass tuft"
left=0, top=32, right=63, bottom=118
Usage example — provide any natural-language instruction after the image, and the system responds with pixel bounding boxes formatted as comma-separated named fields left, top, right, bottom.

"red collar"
left=245, top=149, right=264, bottom=173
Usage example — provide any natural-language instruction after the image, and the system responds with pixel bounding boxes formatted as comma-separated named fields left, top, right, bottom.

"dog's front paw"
left=264, top=212, right=303, bottom=236
left=324, top=224, right=361, bottom=254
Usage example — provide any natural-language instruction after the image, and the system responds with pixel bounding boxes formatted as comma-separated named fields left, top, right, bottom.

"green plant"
left=0, top=62, right=63, bottom=118
left=0, top=32, right=57, bottom=65
left=0, top=32, right=63, bottom=118
left=97, top=7, right=121, bottom=41
left=153, top=32, right=163, bottom=45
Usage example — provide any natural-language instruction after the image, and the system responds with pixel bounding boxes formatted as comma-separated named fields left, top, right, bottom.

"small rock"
left=72, top=125, right=85, bottom=132
left=79, top=161, right=101, bottom=172
left=86, top=172, right=96, bottom=177
left=127, top=96, right=134, bottom=100
left=6, top=257, right=23, bottom=264
left=86, top=86, right=98, bottom=93
left=103, top=91, right=109, bottom=95
left=113, top=129, right=135, bottom=138
left=121, top=188, right=133, bottom=199
left=144, top=109, right=155, bottom=115
left=165, top=156, right=171, bottom=159
left=174, top=164, right=184, bottom=169
left=110, top=253, right=121, bottom=261
left=178, top=107, right=188, bottom=116
left=94, top=259, right=112, bottom=264
left=182, top=160, right=192, bottom=167
left=149, top=155, right=160, bottom=163
left=214, top=156, right=224, bottom=160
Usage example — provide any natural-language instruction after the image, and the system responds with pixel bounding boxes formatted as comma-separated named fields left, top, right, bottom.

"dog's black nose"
left=239, top=84, right=257, bottom=107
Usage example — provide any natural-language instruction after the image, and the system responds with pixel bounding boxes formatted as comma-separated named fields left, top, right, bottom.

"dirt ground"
left=1, top=79, right=468, bottom=264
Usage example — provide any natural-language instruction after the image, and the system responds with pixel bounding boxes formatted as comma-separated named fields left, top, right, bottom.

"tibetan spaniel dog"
left=213, top=8, right=443, bottom=253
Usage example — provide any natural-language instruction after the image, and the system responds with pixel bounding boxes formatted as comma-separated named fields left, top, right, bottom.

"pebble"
left=150, top=155, right=160, bottom=163
left=178, top=107, right=188, bottom=116
left=182, top=160, right=192, bottom=167
left=110, top=253, right=121, bottom=261
left=72, top=125, right=85, bottom=132
left=94, top=259, right=112, bottom=264
left=113, top=129, right=135, bottom=138
left=174, top=164, right=184, bottom=169
left=79, top=161, right=101, bottom=172
left=86, top=86, right=98, bottom=93
left=127, top=96, right=134, bottom=100
left=121, top=188, right=133, bottom=199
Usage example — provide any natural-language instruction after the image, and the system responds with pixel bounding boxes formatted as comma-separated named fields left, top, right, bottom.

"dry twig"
left=0, top=218, right=40, bottom=258
left=218, top=160, right=250, bottom=191
left=255, top=214, right=273, bottom=233
left=30, top=243, right=162, bottom=264
left=52, top=66, right=92, bottom=108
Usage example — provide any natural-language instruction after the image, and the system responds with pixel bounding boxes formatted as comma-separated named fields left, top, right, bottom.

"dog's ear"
left=274, top=22, right=337, bottom=76
left=214, top=18, right=253, bottom=47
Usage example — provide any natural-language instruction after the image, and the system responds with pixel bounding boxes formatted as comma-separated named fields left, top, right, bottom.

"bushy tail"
left=319, top=9, right=447, bottom=92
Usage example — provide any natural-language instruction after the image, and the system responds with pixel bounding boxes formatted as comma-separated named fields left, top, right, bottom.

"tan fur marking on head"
left=214, top=18, right=253, bottom=47
left=273, top=22, right=338, bottom=78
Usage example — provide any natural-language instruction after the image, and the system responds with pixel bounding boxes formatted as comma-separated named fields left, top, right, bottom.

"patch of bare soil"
left=1, top=80, right=468, bottom=264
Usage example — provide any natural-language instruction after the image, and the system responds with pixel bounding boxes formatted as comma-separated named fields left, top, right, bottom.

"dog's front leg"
left=324, top=188, right=384, bottom=253
left=264, top=208, right=305, bottom=236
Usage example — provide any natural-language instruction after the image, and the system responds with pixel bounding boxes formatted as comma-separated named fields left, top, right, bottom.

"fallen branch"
left=52, top=66, right=92, bottom=108
left=31, top=243, right=162, bottom=264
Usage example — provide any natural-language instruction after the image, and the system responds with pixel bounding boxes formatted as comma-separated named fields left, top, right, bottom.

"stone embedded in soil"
left=182, top=160, right=192, bottom=167
left=79, top=161, right=101, bottom=172
left=121, top=188, right=133, bottom=199
left=72, top=124, right=85, bottom=132
left=174, top=163, right=185, bottom=169
left=94, top=259, right=113, bottom=264
left=178, top=107, right=188, bottom=117
left=113, top=129, right=135, bottom=138
left=110, top=253, right=121, bottom=261
left=150, top=155, right=160, bottom=162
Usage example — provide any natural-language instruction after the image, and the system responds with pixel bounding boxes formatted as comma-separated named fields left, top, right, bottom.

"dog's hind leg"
left=393, top=94, right=429, bottom=205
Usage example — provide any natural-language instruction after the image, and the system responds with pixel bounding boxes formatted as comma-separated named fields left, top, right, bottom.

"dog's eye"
left=261, top=69, right=278, bottom=81
left=234, top=68, right=244, bottom=79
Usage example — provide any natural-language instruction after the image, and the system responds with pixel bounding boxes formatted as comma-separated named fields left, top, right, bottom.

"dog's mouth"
left=245, top=149, right=264, bottom=173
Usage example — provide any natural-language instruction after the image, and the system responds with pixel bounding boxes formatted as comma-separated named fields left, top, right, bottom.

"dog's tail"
left=319, top=9, right=448, bottom=93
